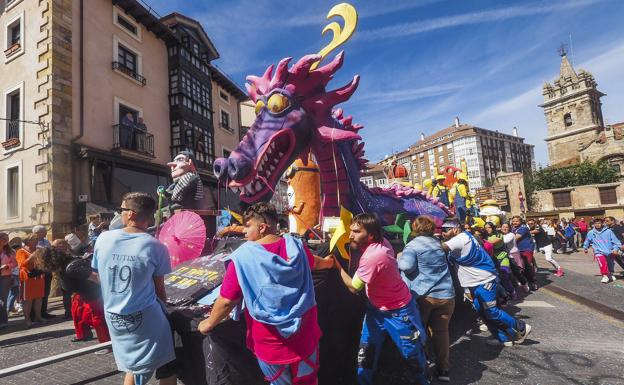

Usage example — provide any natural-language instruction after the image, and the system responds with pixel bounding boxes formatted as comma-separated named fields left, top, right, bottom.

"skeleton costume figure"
left=165, top=151, right=205, bottom=210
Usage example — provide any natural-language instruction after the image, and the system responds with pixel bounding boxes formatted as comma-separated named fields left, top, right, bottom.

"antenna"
left=569, top=33, right=575, bottom=66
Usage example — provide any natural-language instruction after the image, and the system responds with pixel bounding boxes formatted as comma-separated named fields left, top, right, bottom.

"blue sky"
left=147, top=0, right=624, bottom=166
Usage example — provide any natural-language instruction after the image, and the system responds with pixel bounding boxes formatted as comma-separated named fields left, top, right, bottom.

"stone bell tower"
left=540, top=47, right=605, bottom=166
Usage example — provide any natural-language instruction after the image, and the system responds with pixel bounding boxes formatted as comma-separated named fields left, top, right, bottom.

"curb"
left=541, top=283, right=624, bottom=322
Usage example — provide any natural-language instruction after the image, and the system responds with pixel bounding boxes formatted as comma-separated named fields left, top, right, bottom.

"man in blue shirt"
left=92, top=192, right=176, bottom=385
left=511, top=216, right=538, bottom=291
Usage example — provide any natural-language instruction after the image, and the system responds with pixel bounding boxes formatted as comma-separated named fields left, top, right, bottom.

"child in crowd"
left=583, top=218, right=622, bottom=283
left=87, top=215, right=106, bottom=244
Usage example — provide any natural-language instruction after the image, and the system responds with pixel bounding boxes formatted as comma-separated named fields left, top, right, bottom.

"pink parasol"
left=158, top=211, right=206, bottom=267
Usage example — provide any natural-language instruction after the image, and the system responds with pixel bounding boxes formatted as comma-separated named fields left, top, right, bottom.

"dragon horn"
left=269, top=57, right=292, bottom=90
left=320, top=74, right=360, bottom=108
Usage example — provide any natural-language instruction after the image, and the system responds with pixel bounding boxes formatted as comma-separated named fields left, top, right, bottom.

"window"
left=599, top=187, right=617, bottom=205
left=6, top=90, right=19, bottom=140
left=361, top=176, right=374, bottom=188
left=117, top=14, right=137, bottom=35
left=564, top=113, right=573, bottom=127
left=118, top=45, right=137, bottom=73
left=219, top=90, right=230, bottom=103
left=448, top=153, right=454, bottom=162
left=4, top=12, right=24, bottom=61
left=220, top=110, right=231, bottom=130
left=6, top=165, right=19, bottom=218
left=552, top=191, right=572, bottom=208
left=9, top=23, right=20, bottom=46
left=438, top=155, right=444, bottom=164
left=113, top=7, right=141, bottom=41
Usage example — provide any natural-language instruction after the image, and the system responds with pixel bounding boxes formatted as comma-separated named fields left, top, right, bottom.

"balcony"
left=112, top=124, right=154, bottom=159
left=112, top=61, right=146, bottom=86
left=2, top=120, right=20, bottom=150
left=4, top=43, right=21, bottom=59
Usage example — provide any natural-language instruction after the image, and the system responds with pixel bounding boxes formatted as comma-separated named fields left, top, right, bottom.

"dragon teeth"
left=278, top=152, right=284, bottom=157
left=255, top=181, right=262, bottom=191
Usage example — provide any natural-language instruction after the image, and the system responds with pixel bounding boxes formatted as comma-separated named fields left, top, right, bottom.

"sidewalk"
left=535, top=250, right=624, bottom=318
left=0, top=298, right=122, bottom=385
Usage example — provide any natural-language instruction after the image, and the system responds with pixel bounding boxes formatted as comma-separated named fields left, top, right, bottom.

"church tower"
left=540, top=49, right=605, bottom=166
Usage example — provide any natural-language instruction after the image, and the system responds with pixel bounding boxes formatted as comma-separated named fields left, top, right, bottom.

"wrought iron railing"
left=112, top=124, right=154, bottom=157
left=6, top=120, right=19, bottom=140
left=112, top=61, right=146, bottom=85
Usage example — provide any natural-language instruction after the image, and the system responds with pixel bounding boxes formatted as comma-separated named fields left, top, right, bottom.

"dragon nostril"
left=213, top=158, right=229, bottom=180
left=227, top=156, right=251, bottom=180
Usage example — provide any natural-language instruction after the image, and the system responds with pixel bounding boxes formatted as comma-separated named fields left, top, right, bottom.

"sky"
left=146, top=0, right=624, bottom=166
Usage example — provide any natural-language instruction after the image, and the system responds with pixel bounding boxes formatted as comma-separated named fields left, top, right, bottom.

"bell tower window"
left=564, top=113, right=573, bottom=127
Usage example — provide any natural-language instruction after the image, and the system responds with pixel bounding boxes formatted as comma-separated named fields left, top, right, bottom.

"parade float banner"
left=165, top=252, right=227, bottom=306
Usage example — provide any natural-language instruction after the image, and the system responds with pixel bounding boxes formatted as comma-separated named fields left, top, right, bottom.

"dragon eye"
left=255, top=100, right=265, bottom=115
left=267, top=93, right=290, bottom=114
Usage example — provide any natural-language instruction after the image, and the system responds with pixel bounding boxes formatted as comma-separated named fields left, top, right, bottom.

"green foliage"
left=525, top=160, right=619, bottom=196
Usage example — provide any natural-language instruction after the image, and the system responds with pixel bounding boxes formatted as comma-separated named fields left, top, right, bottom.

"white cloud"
left=359, top=0, right=608, bottom=41
left=353, top=83, right=464, bottom=104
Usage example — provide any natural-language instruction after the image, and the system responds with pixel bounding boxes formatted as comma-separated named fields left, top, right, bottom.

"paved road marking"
left=517, top=300, right=555, bottom=308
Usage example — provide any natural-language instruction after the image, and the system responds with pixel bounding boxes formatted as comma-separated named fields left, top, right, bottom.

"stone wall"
left=493, top=172, right=526, bottom=216
left=35, top=0, right=74, bottom=239
left=531, top=182, right=624, bottom=219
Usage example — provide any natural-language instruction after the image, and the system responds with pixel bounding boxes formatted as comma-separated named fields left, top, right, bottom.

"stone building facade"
left=0, top=0, right=248, bottom=238
left=541, top=51, right=623, bottom=173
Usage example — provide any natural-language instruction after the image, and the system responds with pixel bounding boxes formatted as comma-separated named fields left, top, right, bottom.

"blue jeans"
left=470, top=280, right=524, bottom=343
left=257, top=346, right=318, bottom=385
left=456, top=205, right=467, bottom=223
left=6, top=276, right=19, bottom=311
left=357, top=297, right=429, bottom=385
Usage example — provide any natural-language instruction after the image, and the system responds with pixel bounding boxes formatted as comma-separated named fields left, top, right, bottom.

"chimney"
left=420, top=132, right=425, bottom=141
left=512, top=126, right=518, bottom=137
left=454, top=116, right=460, bottom=128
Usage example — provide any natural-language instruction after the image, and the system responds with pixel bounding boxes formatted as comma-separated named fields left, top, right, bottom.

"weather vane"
left=558, top=43, right=568, bottom=57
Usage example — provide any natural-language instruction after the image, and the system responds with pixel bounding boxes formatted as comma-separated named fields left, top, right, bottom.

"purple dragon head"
left=213, top=52, right=360, bottom=203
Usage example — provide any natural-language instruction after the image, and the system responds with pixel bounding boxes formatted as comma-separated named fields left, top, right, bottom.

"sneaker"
left=610, top=275, right=617, bottom=282
left=94, top=348, right=112, bottom=355
left=436, top=369, right=450, bottom=382
left=515, top=324, right=532, bottom=345
left=529, top=283, right=538, bottom=291
left=601, top=275, right=610, bottom=283
left=554, top=268, right=564, bottom=277
left=520, top=284, right=530, bottom=293
left=486, top=337, right=513, bottom=347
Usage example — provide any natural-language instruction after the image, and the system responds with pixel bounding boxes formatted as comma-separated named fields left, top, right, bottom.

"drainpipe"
left=69, top=0, right=85, bottom=229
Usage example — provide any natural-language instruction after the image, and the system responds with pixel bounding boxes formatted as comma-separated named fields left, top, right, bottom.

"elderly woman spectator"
left=0, top=232, right=18, bottom=328
left=16, top=234, right=46, bottom=328
left=398, top=216, right=455, bottom=383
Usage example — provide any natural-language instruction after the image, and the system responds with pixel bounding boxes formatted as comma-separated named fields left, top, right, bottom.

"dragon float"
left=213, top=51, right=451, bottom=226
